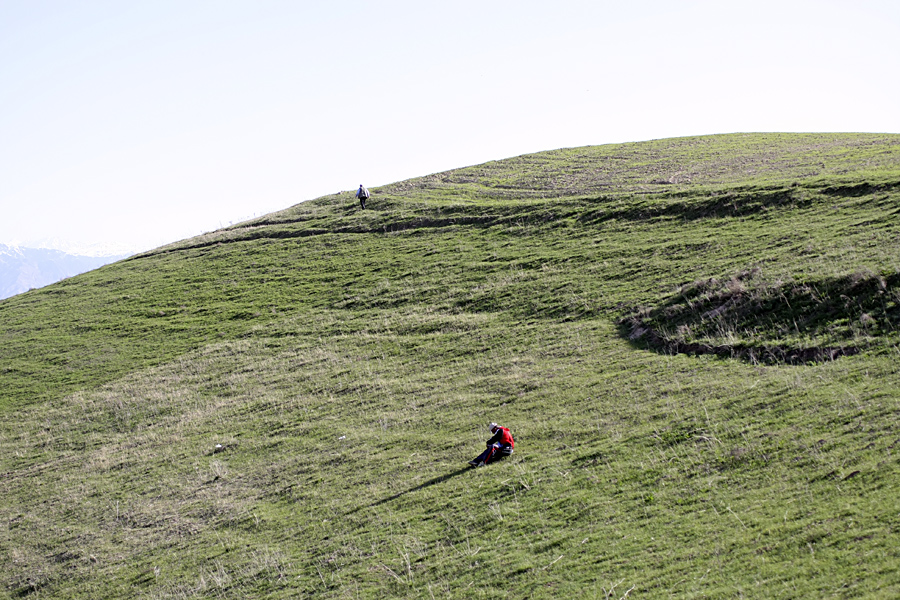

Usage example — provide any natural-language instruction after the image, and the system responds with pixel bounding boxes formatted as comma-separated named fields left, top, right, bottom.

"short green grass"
left=2, top=133, right=900, bottom=598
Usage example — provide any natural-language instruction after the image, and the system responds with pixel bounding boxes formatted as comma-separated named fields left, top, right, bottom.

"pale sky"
left=2, top=0, right=899, bottom=255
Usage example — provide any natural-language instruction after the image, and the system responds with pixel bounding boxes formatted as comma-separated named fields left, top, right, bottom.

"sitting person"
left=469, top=422, right=514, bottom=467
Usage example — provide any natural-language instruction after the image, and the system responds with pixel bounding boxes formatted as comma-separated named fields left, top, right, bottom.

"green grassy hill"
left=2, top=133, right=900, bottom=598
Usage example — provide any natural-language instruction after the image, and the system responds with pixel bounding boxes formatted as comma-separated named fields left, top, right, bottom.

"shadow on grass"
left=372, top=466, right=472, bottom=507
left=616, top=270, right=900, bottom=365
left=618, top=317, right=860, bottom=365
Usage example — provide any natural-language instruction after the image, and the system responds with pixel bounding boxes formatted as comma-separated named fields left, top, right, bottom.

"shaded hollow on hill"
left=619, top=269, right=900, bottom=364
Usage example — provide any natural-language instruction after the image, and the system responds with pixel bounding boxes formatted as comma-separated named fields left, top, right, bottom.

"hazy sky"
left=2, top=0, right=899, bottom=254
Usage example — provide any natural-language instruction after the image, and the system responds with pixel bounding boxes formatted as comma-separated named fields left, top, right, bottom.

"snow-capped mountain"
left=0, top=244, right=131, bottom=300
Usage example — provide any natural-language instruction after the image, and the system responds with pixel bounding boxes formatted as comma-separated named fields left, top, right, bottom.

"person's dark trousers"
left=473, top=443, right=511, bottom=465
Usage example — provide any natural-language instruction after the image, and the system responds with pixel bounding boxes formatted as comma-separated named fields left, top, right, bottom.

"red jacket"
left=488, top=426, right=514, bottom=449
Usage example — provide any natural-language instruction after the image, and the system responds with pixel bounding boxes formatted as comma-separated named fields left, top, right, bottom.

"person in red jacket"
left=469, top=422, right=514, bottom=467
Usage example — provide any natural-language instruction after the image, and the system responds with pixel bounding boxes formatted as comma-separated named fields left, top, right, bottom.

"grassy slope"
left=2, top=133, right=900, bottom=598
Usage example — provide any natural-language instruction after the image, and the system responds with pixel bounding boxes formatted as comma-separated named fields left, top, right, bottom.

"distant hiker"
left=469, top=422, right=514, bottom=467
left=356, top=184, right=370, bottom=209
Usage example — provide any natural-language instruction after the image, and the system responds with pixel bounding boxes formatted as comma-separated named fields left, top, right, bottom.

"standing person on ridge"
left=469, top=422, right=514, bottom=467
left=356, top=184, right=370, bottom=209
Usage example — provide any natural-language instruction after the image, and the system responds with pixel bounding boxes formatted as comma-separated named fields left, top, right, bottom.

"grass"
left=622, top=268, right=900, bottom=363
left=1, top=133, right=900, bottom=598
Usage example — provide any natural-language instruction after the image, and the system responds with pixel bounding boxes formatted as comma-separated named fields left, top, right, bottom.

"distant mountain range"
left=0, top=244, right=130, bottom=300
